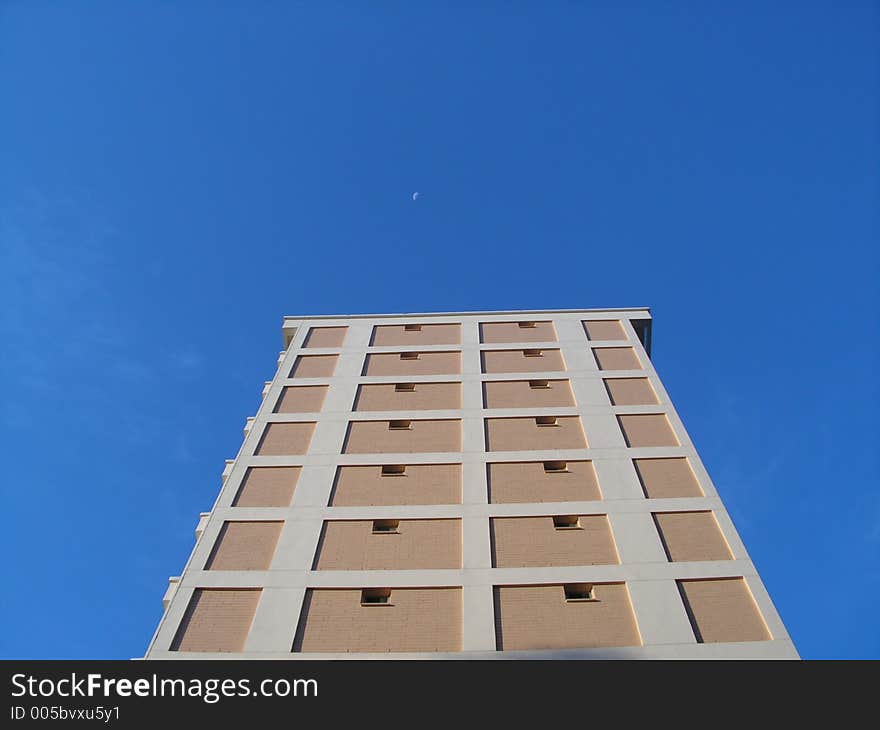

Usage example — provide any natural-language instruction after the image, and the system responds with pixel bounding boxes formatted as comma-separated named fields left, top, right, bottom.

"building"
left=144, top=308, right=797, bottom=659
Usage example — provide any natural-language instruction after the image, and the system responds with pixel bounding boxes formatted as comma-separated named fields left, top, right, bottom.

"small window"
left=518, top=321, right=537, bottom=329
left=400, top=352, right=420, bottom=360
left=535, top=416, right=558, bottom=427
left=404, top=324, right=422, bottom=332
left=523, top=349, right=543, bottom=357
left=395, top=382, right=416, bottom=392
left=553, top=515, right=581, bottom=530
left=361, top=588, right=392, bottom=605
left=564, top=584, right=594, bottom=602
left=529, top=379, right=550, bottom=389
left=389, top=419, right=412, bottom=430
left=543, top=461, right=569, bottom=473
left=372, top=519, right=400, bottom=534
left=381, top=464, right=406, bottom=476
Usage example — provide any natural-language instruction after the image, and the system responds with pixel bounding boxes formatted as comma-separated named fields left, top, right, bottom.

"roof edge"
left=282, top=307, right=652, bottom=322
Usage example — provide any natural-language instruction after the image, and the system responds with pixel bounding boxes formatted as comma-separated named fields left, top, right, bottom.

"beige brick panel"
left=618, top=414, right=679, bottom=447
left=494, top=583, right=641, bottom=651
left=480, top=321, right=557, bottom=343
left=171, top=589, right=261, bottom=653
left=654, top=512, right=733, bottom=562
left=343, top=419, right=461, bottom=454
left=303, top=326, right=348, bottom=348
left=363, top=351, right=461, bottom=376
left=274, top=385, right=328, bottom=413
left=593, top=347, right=642, bottom=371
left=313, top=519, right=462, bottom=570
left=491, top=515, right=619, bottom=568
left=678, top=578, right=771, bottom=643
left=255, top=422, right=316, bottom=455
left=354, top=382, right=461, bottom=411
left=583, top=320, right=627, bottom=341
left=289, top=354, right=338, bottom=378
left=233, top=466, right=300, bottom=507
left=371, top=323, right=461, bottom=347
left=483, top=379, right=575, bottom=409
left=485, top=416, right=587, bottom=452
left=488, top=461, right=601, bottom=503
left=331, top=464, right=462, bottom=506
left=482, top=349, right=566, bottom=374
left=205, top=521, right=284, bottom=570
left=294, top=588, right=462, bottom=653
left=604, top=378, right=658, bottom=406
left=634, top=458, right=703, bottom=499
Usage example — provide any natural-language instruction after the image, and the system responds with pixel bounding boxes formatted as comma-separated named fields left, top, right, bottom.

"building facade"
left=145, top=308, right=797, bottom=659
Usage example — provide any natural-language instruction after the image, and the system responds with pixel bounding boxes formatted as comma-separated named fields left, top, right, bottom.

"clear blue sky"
left=1, top=3, right=877, bottom=660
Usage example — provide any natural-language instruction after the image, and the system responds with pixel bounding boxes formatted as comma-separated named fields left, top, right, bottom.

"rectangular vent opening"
left=361, top=588, right=392, bottom=605
left=394, top=382, right=416, bottom=392
left=404, top=324, right=422, bottom=332
left=523, top=349, right=544, bottom=357
left=389, top=419, right=412, bottom=430
left=543, top=461, right=569, bottom=473
left=553, top=515, right=581, bottom=530
left=372, top=519, right=400, bottom=534
left=536, top=416, right=558, bottom=427
left=564, top=583, right=594, bottom=602
left=381, top=464, right=406, bottom=477
left=400, top=352, right=420, bottom=360
left=518, top=321, right=538, bottom=329
left=529, top=379, right=550, bottom=389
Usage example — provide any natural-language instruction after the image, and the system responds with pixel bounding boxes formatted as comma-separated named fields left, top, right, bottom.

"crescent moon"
left=412, top=192, right=420, bottom=201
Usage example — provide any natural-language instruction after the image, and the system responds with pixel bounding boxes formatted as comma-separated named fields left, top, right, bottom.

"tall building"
left=145, top=308, right=797, bottom=659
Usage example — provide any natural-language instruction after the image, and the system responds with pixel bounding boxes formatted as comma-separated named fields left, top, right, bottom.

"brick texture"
left=678, top=578, right=771, bottom=643
left=289, top=354, right=338, bottom=378
left=604, top=378, right=658, bottom=406
left=583, top=320, right=628, bottom=341
left=371, top=323, right=461, bottom=346
left=354, top=382, right=461, bottom=411
left=488, top=461, right=601, bottom=503
left=205, top=521, right=283, bottom=570
left=593, top=347, right=642, bottom=371
left=494, top=583, right=641, bottom=651
left=483, top=379, right=575, bottom=409
left=233, top=466, right=300, bottom=507
left=491, top=515, right=618, bottom=568
left=293, top=588, right=462, bottom=653
left=255, top=422, right=315, bottom=455
left=313, top=519, right=461, bottom=570
left=485, top=416, right=587, bottom=452
left=634, top=458, right=703, bottom=498
left=274, top=385, right=328, bottom=413
left=331, top=464, right=461, bottom=506
left=343, top=419, right=461, bottom=454
left=171, top=589, right=261, bottom=652
left=303, top=326, right=348, bottom=348
left=618, top=414, right=679, bottom=447
left=480, top=321, right=557, bottom=343
left=482, top=349, right=566, bottom=374
left=363, top=351, right=461, bottom=376
left=654, top=511, right=733, bottom=562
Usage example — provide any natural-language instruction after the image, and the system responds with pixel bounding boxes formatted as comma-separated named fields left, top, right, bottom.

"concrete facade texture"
left=147, top=308, right=797, bottom=660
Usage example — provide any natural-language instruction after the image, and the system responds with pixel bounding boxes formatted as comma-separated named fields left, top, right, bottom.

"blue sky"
left=1, top=3, right=877, bottom=659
